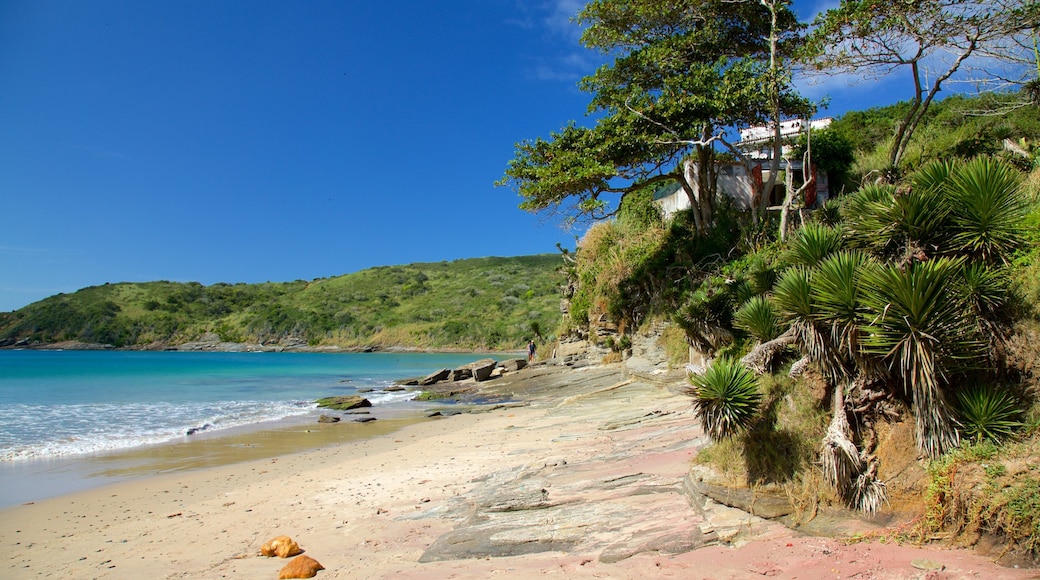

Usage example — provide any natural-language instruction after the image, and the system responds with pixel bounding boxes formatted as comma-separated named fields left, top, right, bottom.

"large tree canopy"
left=805, top=0, right=1040, bottom=172
left=498, top=0, right=811, bottom=234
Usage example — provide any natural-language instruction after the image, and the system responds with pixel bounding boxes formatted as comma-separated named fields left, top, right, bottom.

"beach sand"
left=0, top=363, right=1033, bottom=579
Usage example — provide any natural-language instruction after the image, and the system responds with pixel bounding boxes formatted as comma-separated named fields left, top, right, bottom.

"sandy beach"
left=1, top=363, right=1034, bottom=579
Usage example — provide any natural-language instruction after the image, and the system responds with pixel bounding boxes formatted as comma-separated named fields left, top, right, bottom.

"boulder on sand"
left=279, top=554, right=324, bottom=579
left=315, top=396, right=371, bottom=411
left=260, top=535, right=302, bottom=558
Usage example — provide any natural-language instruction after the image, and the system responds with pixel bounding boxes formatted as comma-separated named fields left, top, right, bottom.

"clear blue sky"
left=1, top=0, right=902, bottom=312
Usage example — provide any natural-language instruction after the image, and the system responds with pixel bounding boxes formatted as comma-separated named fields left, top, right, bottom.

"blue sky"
left=1, top=0, right=903, bottom=312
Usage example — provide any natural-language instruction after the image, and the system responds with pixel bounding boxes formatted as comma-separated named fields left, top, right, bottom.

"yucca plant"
left=840, top=183, right=897, bottom=253
left=911, top=159, right=956, bottom=196
left=733, top=295, right=781, bottom=344
left=954, top=384, right=1024, bottom=444
left=784, top=222, right=844, bottom=268
left=811, top=250, right=871, bottom=370
left=859, top=258, right=983, bottom=458
left=685, top=357, right=762, bottom=442
left=947, top=157, right=1029, bottom=265
left=772, top=267, right=844, bottom=381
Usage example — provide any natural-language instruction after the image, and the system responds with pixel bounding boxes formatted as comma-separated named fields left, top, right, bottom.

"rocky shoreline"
left=1, top=355, right=1033, bottom=577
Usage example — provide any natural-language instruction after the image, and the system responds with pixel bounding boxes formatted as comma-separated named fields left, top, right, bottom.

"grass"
left=921, top=438, right=1040, bottom=555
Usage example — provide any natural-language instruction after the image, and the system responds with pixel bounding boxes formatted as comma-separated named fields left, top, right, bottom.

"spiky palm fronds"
left=947, top=157, right=1029, bottom=265
left=887, top=187, right=951, bottom=260
left=772, top=267, right=845, bottom=381
left=840, top=184, right=897, bottom=252
left=685, top=357, right=762, bottom=442
left=954, top=384, right=1025, bottom=444
left=734, top=295, right=781, bottom=344
left=811, top=250, right=871, bottom=371
left=784, top=222, right=844, bottom=268
left=911, top=159, right=956, bottom=196
left=859, top=258, right=983, bottom=458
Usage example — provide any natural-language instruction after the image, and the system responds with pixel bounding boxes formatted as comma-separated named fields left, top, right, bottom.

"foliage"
left=804, top=0, right=1039, bottom=170
left=955, top=384, right=1026, bottom=444
left=733, top=295, right=781, bottom=343
left=499, top=0, right=811, bottom=232
left=0, top=255, right=564, bottom=351
left=923, top=439, right=1040, bottom=555
left=686, top=357, right=763, bottom=441
left=830, top=92, right=1040, bottom=182
left=771, top=158, right=1032, bottom=461
left=782, top=222, right=843, bottom=268
left=792, top=127, right=856, bottom=194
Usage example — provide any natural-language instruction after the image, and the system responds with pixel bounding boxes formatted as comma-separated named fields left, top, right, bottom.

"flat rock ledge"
left=411, top=377, right=728, bottom=564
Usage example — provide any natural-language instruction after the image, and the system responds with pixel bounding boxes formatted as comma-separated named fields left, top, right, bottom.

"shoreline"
left=2, top=363, right=1033, bottom=579
left=0, top=407, right=430, bottom=509
left=0, top=339, right=526, bottom=356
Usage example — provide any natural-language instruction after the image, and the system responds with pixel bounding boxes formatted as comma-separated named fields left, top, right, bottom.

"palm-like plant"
left=734, top=295, right=781, bottom=343
left=840, top=184, right=897, bottom=253
left=859, top=258, right=984, bottom=458
left=772, top=267, right=844, bottom=380
left=685, top=357, right=762, bottom=442
left=784, top=222, right=844, bottom=268
left=811, top=250, right=872, bottom=372
left=954, top=384, right=1025, bottom=444
left=947, top=157, right=1029, bottom=265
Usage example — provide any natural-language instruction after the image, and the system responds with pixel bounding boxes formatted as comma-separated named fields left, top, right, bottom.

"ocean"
left=0, top=349, right=486, bottom=506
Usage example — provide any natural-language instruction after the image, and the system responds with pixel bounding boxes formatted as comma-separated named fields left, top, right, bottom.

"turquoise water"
left=0, top=350, right=482, bottom=461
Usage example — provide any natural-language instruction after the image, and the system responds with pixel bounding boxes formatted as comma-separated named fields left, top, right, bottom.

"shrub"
left=955, top=384, right=1025, bottom=444
left=685, top=357, right=763, bottom=441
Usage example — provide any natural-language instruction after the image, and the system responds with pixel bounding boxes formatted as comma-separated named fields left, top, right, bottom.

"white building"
left=653, top=118, right=834, bottom=218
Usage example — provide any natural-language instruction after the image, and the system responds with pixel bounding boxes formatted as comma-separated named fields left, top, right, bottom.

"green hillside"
left=0, top=255, right=564, bottom=350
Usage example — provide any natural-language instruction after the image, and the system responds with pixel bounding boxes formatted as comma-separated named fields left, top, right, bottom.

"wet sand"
left=0, top=407, right=428, bottom=508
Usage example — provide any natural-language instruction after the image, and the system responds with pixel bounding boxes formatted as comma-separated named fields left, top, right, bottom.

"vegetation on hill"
left=500, top=0, right=1040, bottom=549
left=0, top=255, right=564, bottom=351
left=538, top=89, right=1040, bottom=556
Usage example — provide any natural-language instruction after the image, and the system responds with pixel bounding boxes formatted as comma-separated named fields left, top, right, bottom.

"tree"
left=805, top=0, right=1040, bottom=172
left=498, top=0, right=811, bottom=234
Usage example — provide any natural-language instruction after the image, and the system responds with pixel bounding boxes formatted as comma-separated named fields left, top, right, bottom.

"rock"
left=260, top=535, right=302, bottom=558
left=467, top=359, right=497, bottom=382
left=418, top=369, right=451, bottom=386
left=315, top=396, right=372, bottom=411
left=278, top=554, right=324, bottom=579
left=384, top=386, right=406, bottom=392
left=317, top=415, right=340, bottom=423
left=499, top=358, right=527, bottom=372
left=447, top=367, right=473, bottom=381
left=354, top=417, right=377, bottom=423
left=186, top=423, right=212, bottom=436
left=684, top=467, right=794, bottom=519
left=426, top=411, right=443, bottom=417
left=910, top=559, right=944, bottom=571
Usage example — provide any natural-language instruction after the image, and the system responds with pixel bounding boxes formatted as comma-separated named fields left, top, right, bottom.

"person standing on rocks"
left=527, top=339, right=536, bottom=362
